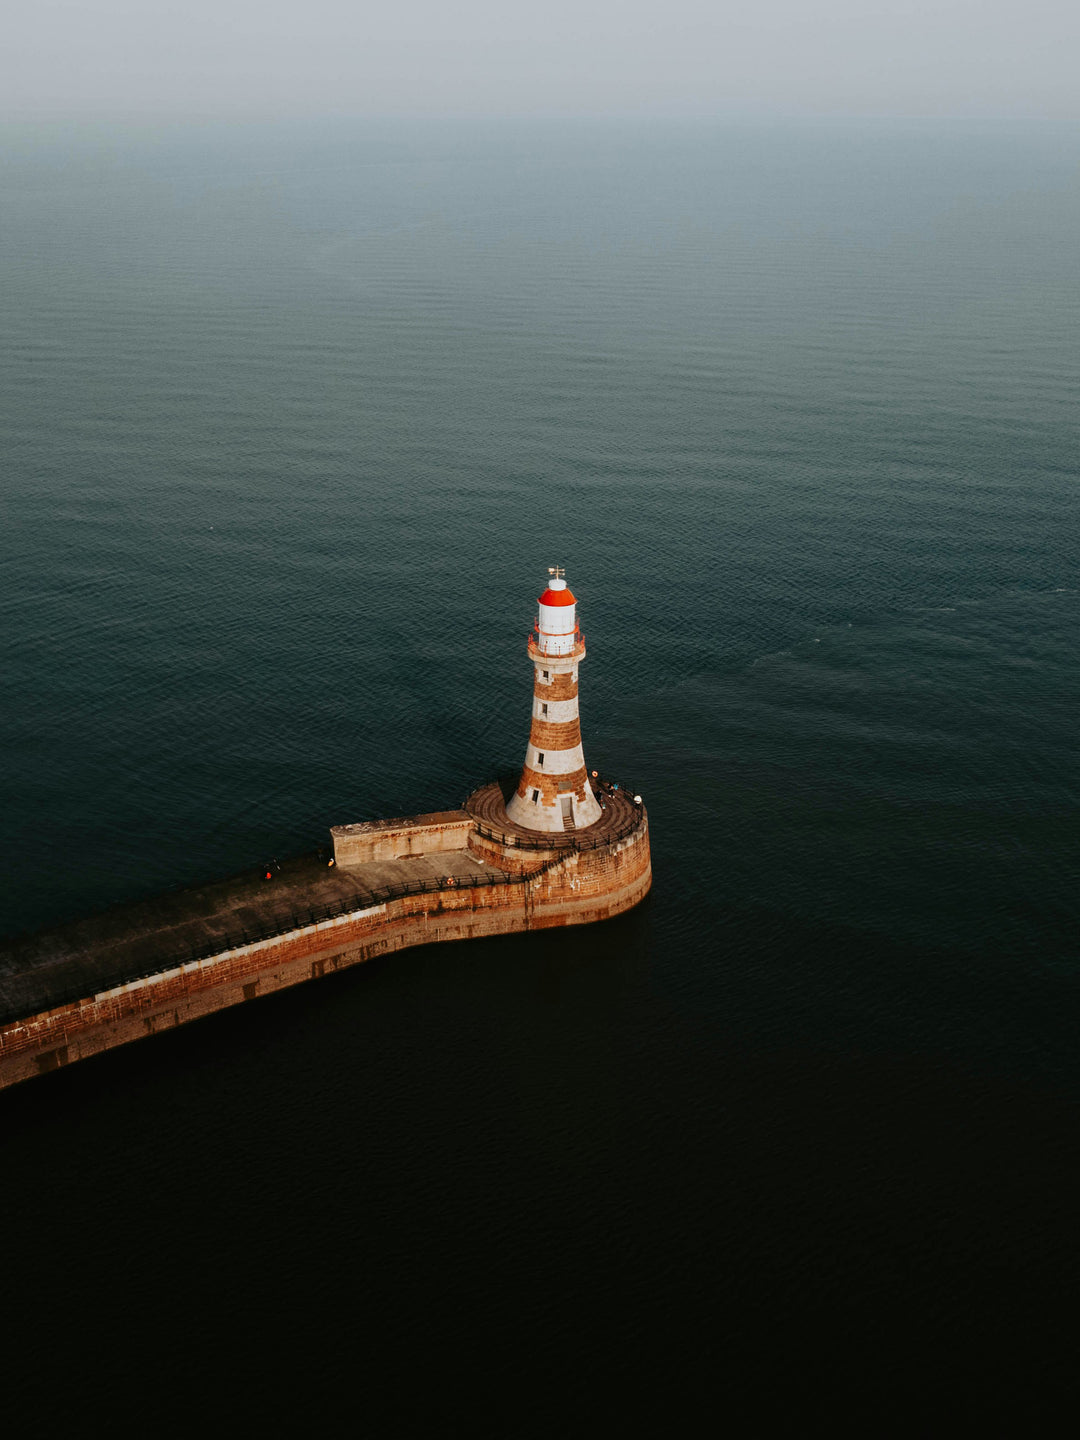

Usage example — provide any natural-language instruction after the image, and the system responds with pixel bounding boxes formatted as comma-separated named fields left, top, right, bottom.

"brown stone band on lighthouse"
left=0, top=568, right=651, bottom=1091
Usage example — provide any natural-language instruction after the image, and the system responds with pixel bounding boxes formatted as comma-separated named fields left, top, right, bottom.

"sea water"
left=1, top=118, right=1077, bottom=1417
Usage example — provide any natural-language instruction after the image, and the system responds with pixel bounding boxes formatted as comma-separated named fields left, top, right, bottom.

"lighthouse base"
left=506, top=780, right=602, bottom=833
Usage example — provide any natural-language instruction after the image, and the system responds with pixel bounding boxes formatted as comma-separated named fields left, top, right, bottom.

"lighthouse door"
left=560, top=795, right=575, bottom=830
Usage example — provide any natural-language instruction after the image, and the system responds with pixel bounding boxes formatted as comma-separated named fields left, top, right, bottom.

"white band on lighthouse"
left=505, top=567, right=604, bottom=834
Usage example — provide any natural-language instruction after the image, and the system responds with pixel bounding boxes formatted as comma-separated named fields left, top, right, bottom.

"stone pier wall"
left=331, top=810, right=474, bottom=868
left=0, top=813, right=651, bottom=1092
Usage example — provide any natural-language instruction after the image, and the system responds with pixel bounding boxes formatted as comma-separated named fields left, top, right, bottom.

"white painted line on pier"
left=90, top=903, right=390, bottom=1006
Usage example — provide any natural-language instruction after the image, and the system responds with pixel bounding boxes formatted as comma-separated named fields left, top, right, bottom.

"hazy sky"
left=4, top=0, right=1078, bottom=121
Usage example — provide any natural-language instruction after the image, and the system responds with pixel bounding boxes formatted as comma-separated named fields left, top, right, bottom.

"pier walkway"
left=0, top=782, right=647, bottom=1034
left=0, top=846, right=504, bottom=1027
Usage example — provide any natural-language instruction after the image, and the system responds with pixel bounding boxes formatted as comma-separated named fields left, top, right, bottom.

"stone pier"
left=0, top=784, right=651, bottom=1091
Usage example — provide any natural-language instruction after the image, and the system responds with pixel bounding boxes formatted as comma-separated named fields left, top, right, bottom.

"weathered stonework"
left=534, top=672, right=578, bottom=701
left=331, top=810, right=472, bottom=867
left=515, top=765, right=590, bottom=804
left=508, top=630, right=601, bottom=833
left=0, top=790, right=651, bottom=1092
left=527, top=717, right=582, bottom=751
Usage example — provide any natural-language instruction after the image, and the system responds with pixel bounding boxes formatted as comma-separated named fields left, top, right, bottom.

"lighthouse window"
left=541, top=703, right=548, bottom=716
left=537, top=752, right=545, bottom=766
left=542, top=670, right=549, bottom=680
left=532, top=789, right=540, bottom=804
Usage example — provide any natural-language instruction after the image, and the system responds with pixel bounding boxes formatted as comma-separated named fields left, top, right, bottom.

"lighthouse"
left=505, top=567, right=604, bottom=834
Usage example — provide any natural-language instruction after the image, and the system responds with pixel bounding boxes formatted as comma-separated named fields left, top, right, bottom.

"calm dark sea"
left=1, top=119, right=1077, bottom=1422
